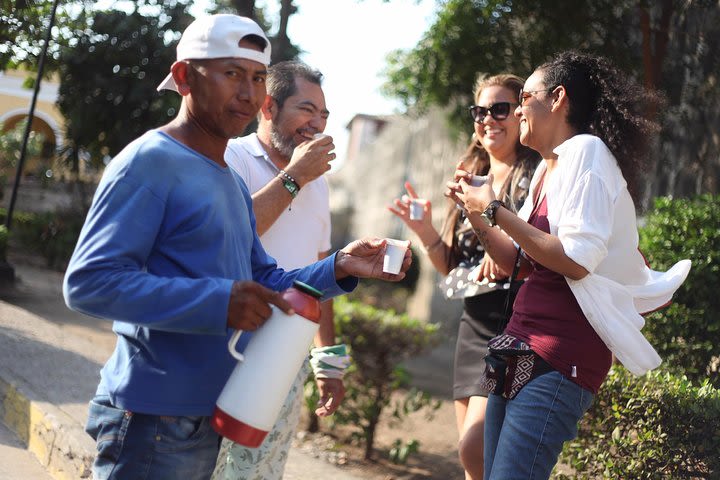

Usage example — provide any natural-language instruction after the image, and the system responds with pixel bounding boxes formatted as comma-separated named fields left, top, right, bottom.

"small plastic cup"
left=409, top=198, right=427, bottom=220
left=313, top=133, right=330, bottom=140
left=382, top=239, right=409, bottom=274
left=470, top=175, right=489, bottom=187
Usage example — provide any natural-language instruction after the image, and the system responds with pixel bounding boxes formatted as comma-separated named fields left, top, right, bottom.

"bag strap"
left=498, top=246, right=522, bottom=334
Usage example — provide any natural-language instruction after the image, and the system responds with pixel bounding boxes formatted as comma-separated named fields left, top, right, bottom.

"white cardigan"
left=516, top=134, right=691, bottom=375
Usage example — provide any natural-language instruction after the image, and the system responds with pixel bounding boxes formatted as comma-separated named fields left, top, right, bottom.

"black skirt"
left=452, top=288, right=516, bottom=400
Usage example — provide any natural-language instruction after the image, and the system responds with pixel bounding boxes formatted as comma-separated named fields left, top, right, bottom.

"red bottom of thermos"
left=211, top=406, right=268, bottom=448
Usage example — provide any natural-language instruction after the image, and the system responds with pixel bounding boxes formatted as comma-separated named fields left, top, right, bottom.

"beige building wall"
left=331, top=107, right=468, bottom=326
left=0, top=69, right=64, bottom=145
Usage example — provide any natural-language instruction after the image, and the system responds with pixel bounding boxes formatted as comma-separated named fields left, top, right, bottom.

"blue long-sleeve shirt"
left=63, top=130, right=356, bottom=415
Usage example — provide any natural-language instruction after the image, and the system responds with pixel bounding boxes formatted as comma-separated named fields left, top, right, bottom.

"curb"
left=0, top=373, right=94, bottom=479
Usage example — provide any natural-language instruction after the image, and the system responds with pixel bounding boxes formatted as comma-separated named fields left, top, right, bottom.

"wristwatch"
left=480, top=200, right=505, bottom=227
left=280, top=177, right=299, bottom=198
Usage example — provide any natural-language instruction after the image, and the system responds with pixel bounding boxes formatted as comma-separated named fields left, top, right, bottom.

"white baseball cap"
left=157, top=14, right=272, bottom=92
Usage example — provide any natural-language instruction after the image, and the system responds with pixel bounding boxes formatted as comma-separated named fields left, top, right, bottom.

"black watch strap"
left=482, top=200, right=505, bottom=227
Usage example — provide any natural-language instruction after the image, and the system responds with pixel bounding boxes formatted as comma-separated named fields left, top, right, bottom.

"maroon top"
left=506, top=195, right=612, bottom=393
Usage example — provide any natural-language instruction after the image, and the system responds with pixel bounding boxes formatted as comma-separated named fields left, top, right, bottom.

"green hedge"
left=0, top=208, right=84, bottom=270
left=0, top=224, right=8, bottom=261
left=639, top=194, right=720, bottom=387
left=559, top=366, right=720, bottom=479
left=324, top=296, right=441, bottom=460
left=559, top=195, right=720, bottom=476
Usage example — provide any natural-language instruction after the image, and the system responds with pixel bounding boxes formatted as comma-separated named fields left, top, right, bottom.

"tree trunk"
left=230, top=0, right=256, bottom=19
left=638, top=0, right=676, bottom=208
left=639, top=0, right=673, bottom=102
left=363, top=384, right=387, bottom=460
left=306, top=411, right=319, bottom=433
left=272, top=0, right=297, bottom=62
left=364, top=422, right=376, bottom=460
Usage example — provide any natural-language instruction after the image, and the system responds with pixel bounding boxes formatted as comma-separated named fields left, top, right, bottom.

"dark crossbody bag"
left=480, top=247, right=554, bottom=400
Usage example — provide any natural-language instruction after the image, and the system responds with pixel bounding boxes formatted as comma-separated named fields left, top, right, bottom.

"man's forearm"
left=251, top=177, right=295, bottom=235
left=314, top=299, right=335, bottom=347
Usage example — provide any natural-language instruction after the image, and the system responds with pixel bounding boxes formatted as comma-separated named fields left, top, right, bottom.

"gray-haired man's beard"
left=269, top=126, right=296, bottom=159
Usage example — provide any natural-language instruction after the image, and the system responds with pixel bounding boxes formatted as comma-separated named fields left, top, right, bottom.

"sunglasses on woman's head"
left=468, top=102, right=518, bottom=123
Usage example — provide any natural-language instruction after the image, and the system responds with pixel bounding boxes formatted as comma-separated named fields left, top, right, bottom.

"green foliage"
left=0, top=208, right=84, bottom=270
left=382, top=0, right=640, bottom=135
left=347, top=281, right=412, bottom=314
left=210, top=0, right=300, bottom=63
left=56, top=3, right=192, bottom=170
left=558, top=196, right=720, bottom=477
left=558, top=366, right=720, bottom=479
left=383, top=2, right=720, bottom=198
left=0, top=224, right=8, bottom=261
left=1, top=0, right=92, bottom=74
left=639, top=195, right=720, bottom=387
left=325, top=297, right=441, bottom=460
left=0, top=120, right=47, bottom=174
left=348, top=245, right=421, bottom=313
left=388, top=438, right=419, bottom=465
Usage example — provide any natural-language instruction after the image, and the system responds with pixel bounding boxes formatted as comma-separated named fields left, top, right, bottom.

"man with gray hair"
left=213, top=60, right=348, bottom=479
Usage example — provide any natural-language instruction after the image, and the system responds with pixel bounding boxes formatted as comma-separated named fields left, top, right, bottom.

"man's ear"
left=171, top=61, right=191, bottom=96
left=260, top=95, right=275, bottom=120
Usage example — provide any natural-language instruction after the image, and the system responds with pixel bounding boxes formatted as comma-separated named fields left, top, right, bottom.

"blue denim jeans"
left=483, top=371, right=594, bottom=480
left=85, top=396, right=222, bottom=480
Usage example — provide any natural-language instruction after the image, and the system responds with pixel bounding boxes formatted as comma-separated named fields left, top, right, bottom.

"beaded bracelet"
left=278, top=169, right=299, bottom=188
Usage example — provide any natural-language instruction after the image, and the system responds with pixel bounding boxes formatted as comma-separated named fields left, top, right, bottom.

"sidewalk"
left=0, top=421, right=53, bottom=479
left=0, top=262, right=366, bottom=480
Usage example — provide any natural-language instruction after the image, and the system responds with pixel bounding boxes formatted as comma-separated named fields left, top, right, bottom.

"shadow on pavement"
left=0, top=259, right=116, bottom=349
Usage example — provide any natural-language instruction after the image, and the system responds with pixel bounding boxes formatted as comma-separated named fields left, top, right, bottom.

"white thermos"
left=211, top=280, right=323, bottom=447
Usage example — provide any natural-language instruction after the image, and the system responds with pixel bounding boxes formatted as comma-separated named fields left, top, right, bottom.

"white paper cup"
left=470, top=175, right=489, bottom=187
left=409, top=198, right=427, bottom=220
left=383, top=239, right=409, bottom=274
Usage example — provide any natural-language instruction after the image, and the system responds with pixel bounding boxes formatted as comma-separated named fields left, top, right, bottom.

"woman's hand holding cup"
left=388, top=181, right=433, bottom=233
left=456, top=173, right=497, bottom=215
left=445, top=161, right=478, bottom=208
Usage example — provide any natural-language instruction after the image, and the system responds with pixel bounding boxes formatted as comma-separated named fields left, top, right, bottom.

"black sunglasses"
left=468, top=102, right=518, bottom=123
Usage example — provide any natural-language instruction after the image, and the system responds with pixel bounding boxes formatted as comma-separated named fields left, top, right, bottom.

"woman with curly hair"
left=450, top=51, right=691, bottom=479
left=389, top=73, right=539, bottom=480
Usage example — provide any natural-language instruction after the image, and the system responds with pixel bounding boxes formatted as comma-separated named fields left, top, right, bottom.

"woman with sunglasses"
left=389, top=73, right=540, bottom=480
left=451, top=52, right=691, bottom=479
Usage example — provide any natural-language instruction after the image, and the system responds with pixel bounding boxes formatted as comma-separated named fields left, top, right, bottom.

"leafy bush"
left=639, top=194, right=720, bottom=387
left=0, top=208, right=84, bottom=270
left=322, top=296, right=441, bottom=460
left=347, top=245, right=422, bottom=314
left=0, top=225, right=8, bottom=261
left=346, top=281, right=413, bottom=314
left=559, top=366, right=720, bottom=479
left=0, top=120, right=47, bottom=176
left=388, top=438, right=419, bottom=465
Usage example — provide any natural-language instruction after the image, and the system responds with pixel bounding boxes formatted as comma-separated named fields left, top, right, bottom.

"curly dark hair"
left=536, top=51, right=661, bottom=199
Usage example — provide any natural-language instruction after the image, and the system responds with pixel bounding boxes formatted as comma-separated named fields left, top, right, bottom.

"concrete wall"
left=0, top=179, right=94, bottom=215
left=330, top=107, right=467, bottom=327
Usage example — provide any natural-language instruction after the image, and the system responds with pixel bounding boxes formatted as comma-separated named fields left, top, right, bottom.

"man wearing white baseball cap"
left=64, top=13, right=412, bottom=480
left=155, top=14, right=271, bottom=93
